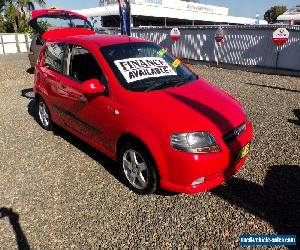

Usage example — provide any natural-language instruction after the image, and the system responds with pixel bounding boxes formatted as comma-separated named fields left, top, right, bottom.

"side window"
left=64, top=45, right=107, bottom=84
left=71, top=19, right=91, bottom=28
left=44, top=43, right=65, bottom=73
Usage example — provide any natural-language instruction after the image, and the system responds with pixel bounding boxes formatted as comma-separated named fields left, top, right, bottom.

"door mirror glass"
left=81, top=79, right=105, bottom=95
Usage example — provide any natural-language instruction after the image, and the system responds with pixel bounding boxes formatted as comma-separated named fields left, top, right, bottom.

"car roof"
left=52, top=34, right=149, bottom=47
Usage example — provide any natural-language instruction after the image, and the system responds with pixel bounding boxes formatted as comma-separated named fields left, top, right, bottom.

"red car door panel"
left=38, top=66, right=63, bottom=121
left=55, top=74, right=112, bottom=149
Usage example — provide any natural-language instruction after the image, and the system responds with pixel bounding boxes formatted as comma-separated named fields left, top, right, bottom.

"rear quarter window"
left=44, top=43, right=65, bottom=73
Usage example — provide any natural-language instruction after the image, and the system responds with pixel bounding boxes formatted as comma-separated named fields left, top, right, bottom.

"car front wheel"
left=119, top=143, right=158, bottom=195
left=36, top=97, right=52, bottom=131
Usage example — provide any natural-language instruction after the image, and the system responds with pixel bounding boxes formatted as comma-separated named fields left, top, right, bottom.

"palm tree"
left=4, top=0, right=46, bottom=32
left=0, top=0, right=5, bottom=11
left=0, top=0, right=5, bottom=32
left=18, top=0, right=46, bottom=13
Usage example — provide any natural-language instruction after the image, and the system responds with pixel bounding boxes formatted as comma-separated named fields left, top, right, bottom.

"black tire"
left=36, top=97, right=52, bottom=131
left=118, top=142, right=158, bottom=195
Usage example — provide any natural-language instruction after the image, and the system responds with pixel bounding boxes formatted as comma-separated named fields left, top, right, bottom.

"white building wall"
left=73, top=1, right=267, bottom=25
left=0, top=34, right=31, bottom=55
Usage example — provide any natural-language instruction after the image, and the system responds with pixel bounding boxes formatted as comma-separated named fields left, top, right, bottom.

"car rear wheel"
left=36, top=98, right=52, bottom=131
left=119, top=143, right=158, bottom=195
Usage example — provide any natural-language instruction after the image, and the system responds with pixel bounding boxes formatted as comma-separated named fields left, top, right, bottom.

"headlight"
left=171, top=132, right=220, bottom=153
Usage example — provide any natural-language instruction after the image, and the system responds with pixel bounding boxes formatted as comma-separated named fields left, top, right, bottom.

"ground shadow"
left=212, top=165, right=300, bottom=247
left=21, top=88, right=34, bottom=100
left=27, top=99, right=39, bottom=126
left=26, top=100, right=123, bottom=187
left=154, top=189, right=177, bottom=197
left=288, top=109, right=300, bottom=127
left=26, top=68, right=34, bottom=75
left=55, top=125, right=124, bottom=184
left=0, top=208, right=30, bottom=250
left=240, top=82, right=300, bottom=94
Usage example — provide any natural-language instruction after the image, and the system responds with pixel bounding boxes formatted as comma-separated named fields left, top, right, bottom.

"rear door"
left=39, top=43, right=66, bottom=119
left=56, top=44, right=113, bottom=148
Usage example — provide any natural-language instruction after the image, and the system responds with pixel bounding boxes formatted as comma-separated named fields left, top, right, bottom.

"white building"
left=73, top=0, right=267, bottom=27
left=277, top=6, right=300, bottom=25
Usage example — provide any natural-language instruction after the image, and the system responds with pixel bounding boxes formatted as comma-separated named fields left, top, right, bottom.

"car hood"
left=128, top=79, right=246, bottom=138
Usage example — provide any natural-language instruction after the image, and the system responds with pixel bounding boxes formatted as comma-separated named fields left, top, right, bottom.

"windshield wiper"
left=173, top=74, right=198, bottom=88
left=145, top=79, right=183, bottom=92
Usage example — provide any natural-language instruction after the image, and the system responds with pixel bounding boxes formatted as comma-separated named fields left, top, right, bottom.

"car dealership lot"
left=0, top=54, right=299, bottom=249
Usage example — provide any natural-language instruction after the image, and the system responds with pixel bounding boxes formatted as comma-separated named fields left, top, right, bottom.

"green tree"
left=0, top=14, right=5, bottom=32
left=0, top=0, right=5, bottom=32
left=264, top=6, right=287, bottom=24
left=1, top=0, right=46, bottom=32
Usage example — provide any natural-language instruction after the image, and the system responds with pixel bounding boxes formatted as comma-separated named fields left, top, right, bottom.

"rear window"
left=35, top=15, right=92, bottom=32
left=44, top=43, right=65, bottom=73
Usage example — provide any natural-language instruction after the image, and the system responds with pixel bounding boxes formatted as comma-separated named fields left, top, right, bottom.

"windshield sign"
left=114, top=57, right=177, bottom=83
left=101, top=42, right=198, bottom=92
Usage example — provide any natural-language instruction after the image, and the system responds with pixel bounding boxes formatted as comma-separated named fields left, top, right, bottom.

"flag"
left=255, top=13, right=260, bottom=24
left=118, top=0, right=131, bottom=36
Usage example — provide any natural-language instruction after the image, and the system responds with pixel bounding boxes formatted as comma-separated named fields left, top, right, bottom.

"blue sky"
left=45, top=0, right=298, bottom=18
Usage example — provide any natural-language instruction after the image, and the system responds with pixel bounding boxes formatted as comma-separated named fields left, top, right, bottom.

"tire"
left=36, top=97, right=52, bottom=131
left=119, top=142, right=158, bottom=195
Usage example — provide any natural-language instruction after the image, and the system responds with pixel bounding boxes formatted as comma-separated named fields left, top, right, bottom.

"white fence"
left=130, top=25, right=300, bottom=73
left=0, top=33, right=31, bottom=55
left=2, top=26, right=300, bottom=74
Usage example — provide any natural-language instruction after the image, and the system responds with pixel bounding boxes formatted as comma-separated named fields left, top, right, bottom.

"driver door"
left=56, top=44, right=112, bottom=148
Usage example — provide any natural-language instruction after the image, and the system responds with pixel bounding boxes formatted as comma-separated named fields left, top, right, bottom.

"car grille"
left=223, top=122, right=246, bottom=143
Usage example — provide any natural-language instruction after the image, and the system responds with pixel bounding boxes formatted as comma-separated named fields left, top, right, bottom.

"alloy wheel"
left=38, top=101, right=50, bottom=128
left=122, top=149, right=149, bottom=190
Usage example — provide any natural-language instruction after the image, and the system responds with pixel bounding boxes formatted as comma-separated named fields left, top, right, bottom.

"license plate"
left=235, top=143, right=251, bottom=162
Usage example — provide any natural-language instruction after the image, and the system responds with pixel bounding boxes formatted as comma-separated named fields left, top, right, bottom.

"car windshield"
left=100, top=42, right=198, bottom=92
left=36, top=14, right=93, bottom=31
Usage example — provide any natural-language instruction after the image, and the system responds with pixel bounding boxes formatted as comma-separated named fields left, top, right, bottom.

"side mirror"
left=81, top=79, right=105, bottom=95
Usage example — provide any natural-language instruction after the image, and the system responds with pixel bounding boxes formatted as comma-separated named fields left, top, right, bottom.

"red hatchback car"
left=34, top=33, right=253, bottom=195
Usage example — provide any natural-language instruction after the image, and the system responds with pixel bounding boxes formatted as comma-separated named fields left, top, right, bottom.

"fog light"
left=192, top=177, right=205, bottom=185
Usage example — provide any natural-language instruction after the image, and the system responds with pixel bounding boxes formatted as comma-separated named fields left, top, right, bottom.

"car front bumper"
left=160, top=156, right=248, bottom=194
left=159, top=121, right=253, bottom=194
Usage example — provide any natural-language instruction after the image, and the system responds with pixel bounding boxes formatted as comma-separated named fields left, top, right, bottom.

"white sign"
left=132, top=0, right=229, bottom=15
left=170, top=27, right=180, bottom=41
left=215, top=27, right=224, bottom=42
left=272, top=28, right=289, bottom=45
left=133, top=0, right=162, bottom=6
left=114, top=57, right=177, bottom=83
left=273, top=28, right=289, bottom=39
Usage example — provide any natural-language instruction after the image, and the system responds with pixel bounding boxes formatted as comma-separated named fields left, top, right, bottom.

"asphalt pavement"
left=0, top=54, right=299, bottom=249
